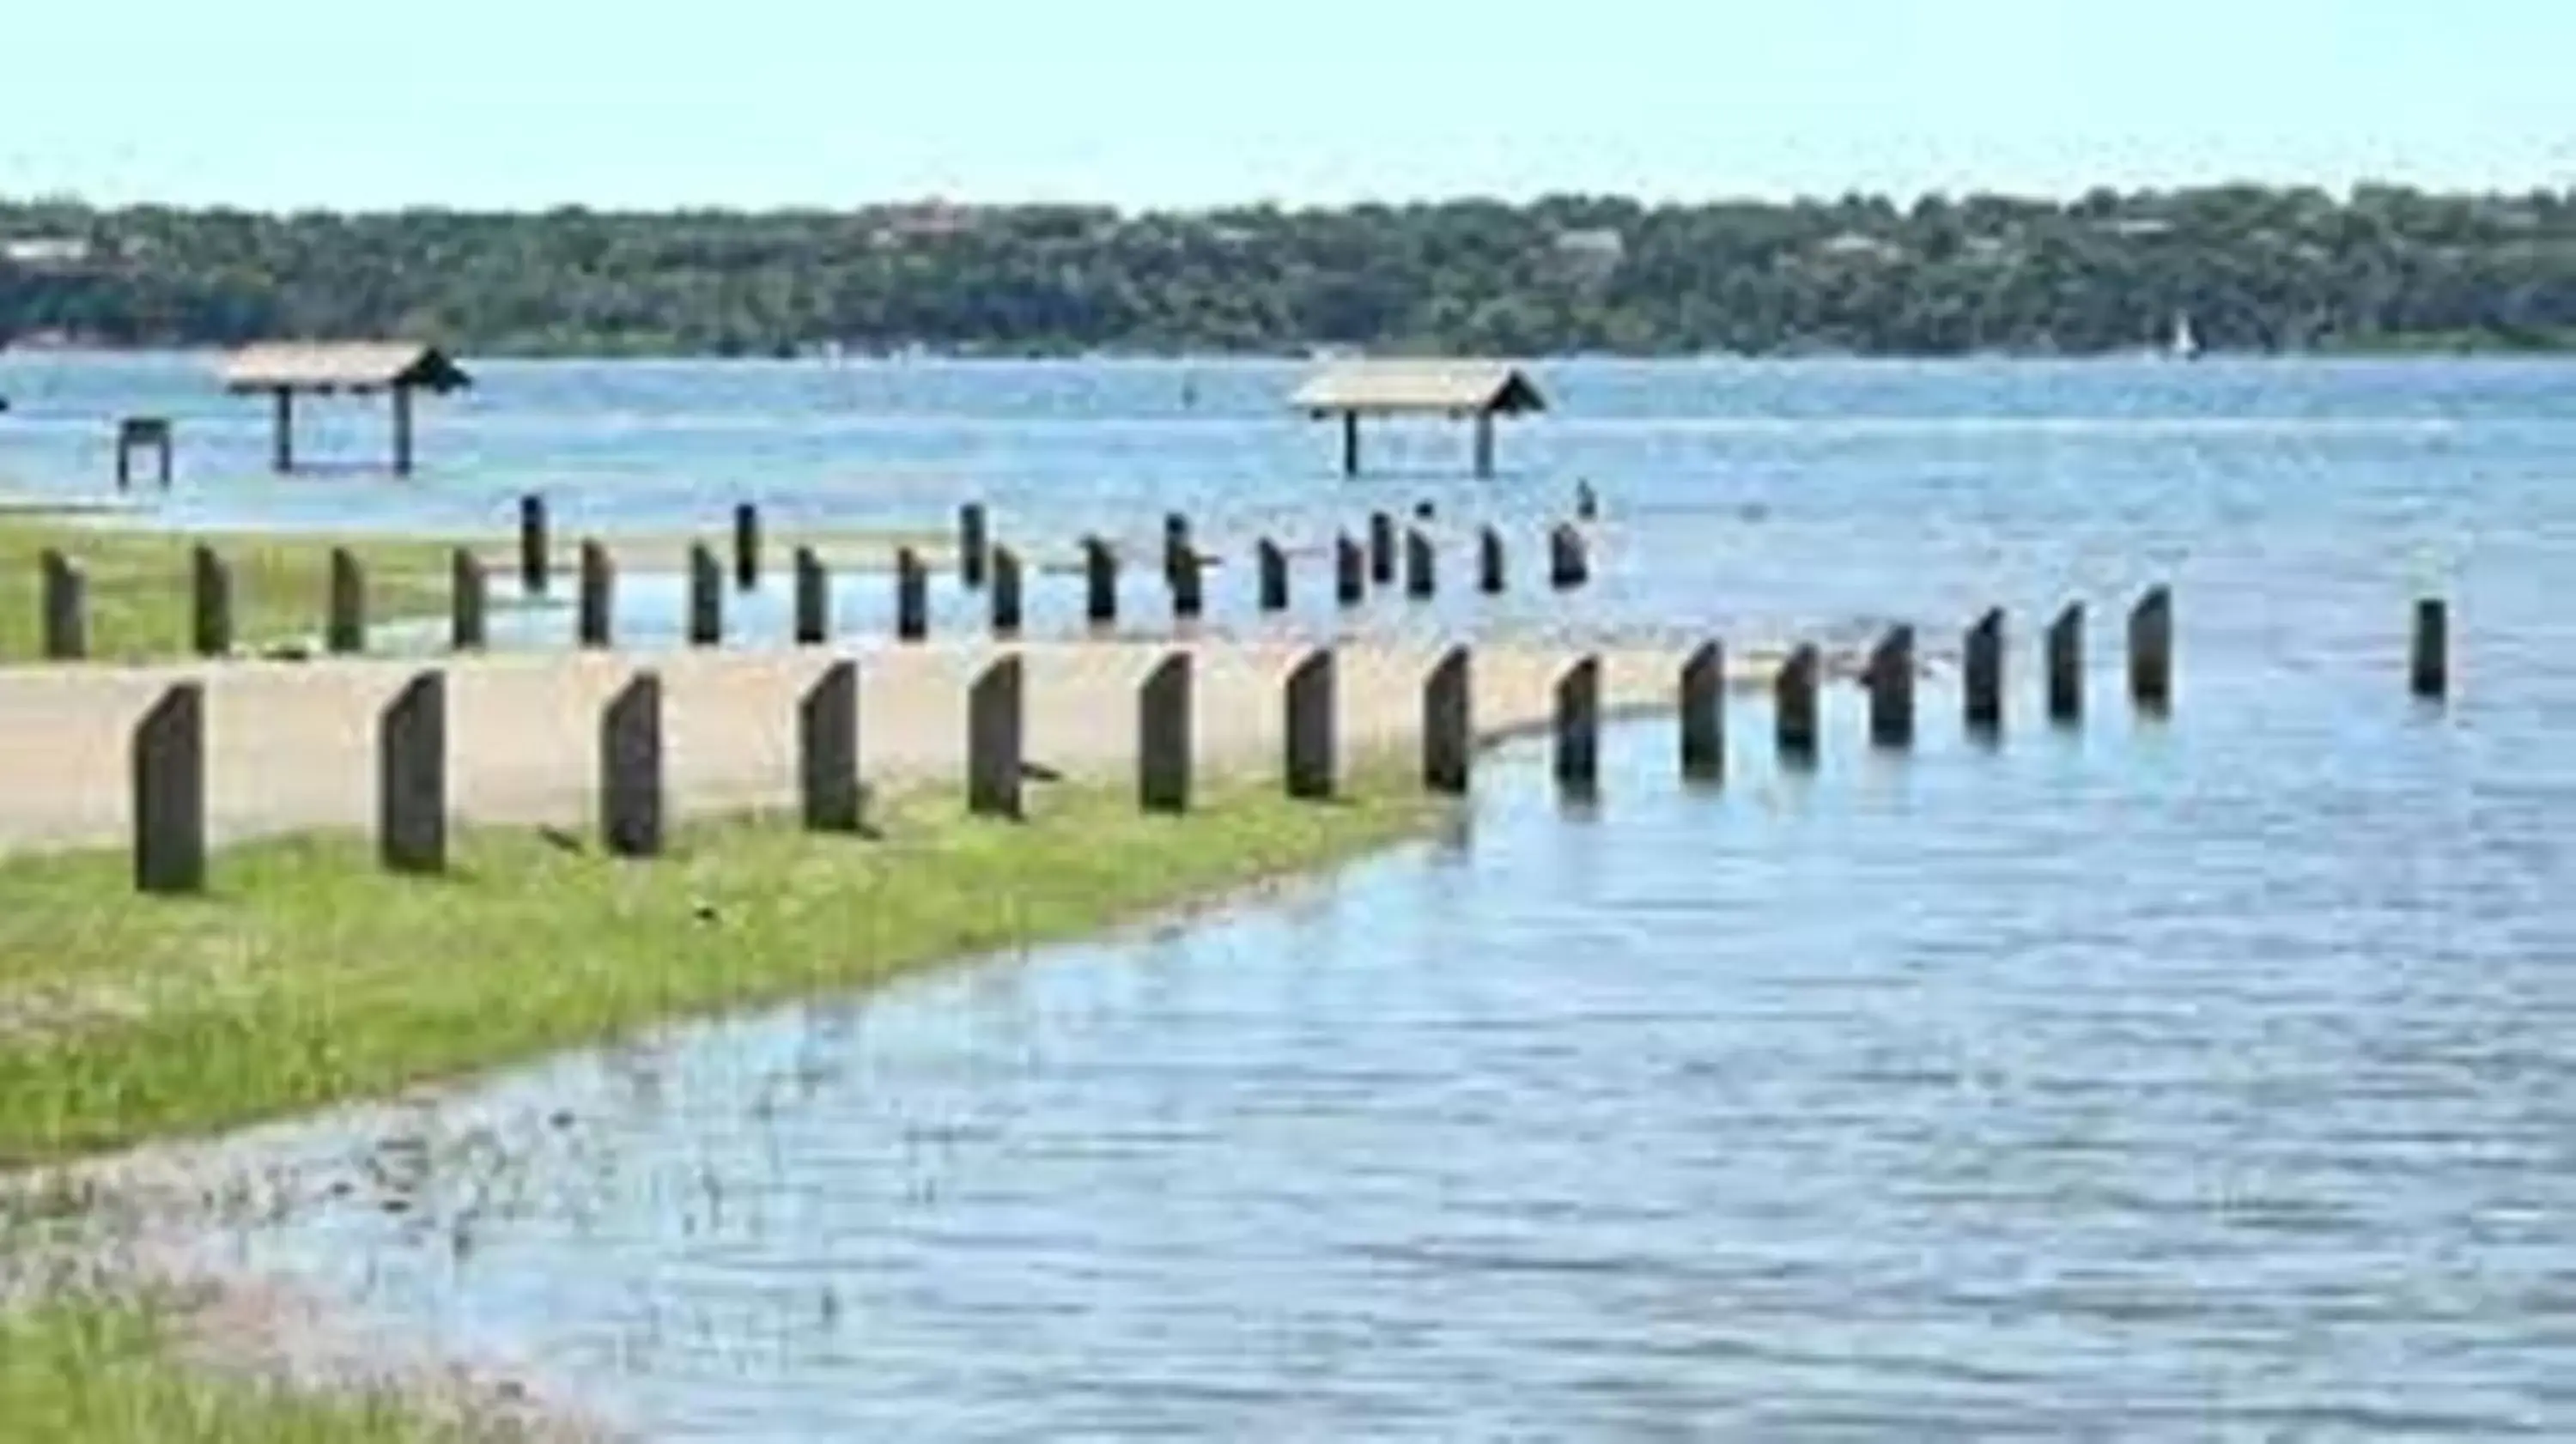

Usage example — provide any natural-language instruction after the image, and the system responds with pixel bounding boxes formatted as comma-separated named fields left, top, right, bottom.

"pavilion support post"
left=1472, top=410, right=1495, bottom=478
left=270, top=388, right=295, bottom=475
left=1340, top=411, right=1359, bottom=477
left=391, top=385, right=415, bottom=476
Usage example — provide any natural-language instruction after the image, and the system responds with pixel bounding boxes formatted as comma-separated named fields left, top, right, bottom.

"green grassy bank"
left=0, top=519, right=454, bottom=663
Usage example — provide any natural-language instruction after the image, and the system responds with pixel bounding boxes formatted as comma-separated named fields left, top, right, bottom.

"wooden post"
left=378, top=670, right=447, bottom=874
left=793, top=546, right=829, bottom=645
left=1776, top=644, right=1820, bottom=764
left=155, top=425, right=172, bottom=488
left=799, top=659, right=863, bottom=833
left=1138, top=651, right=1193, bottom=814
left=1964, top=609, right=2004, bottom=735
left=1283, top=648, right=1336, bottom=799
left=1555, top=656, right=1601, bottom=792
left=1162, top=513, right=1191, bottom=587
left=2412, top=598, right=2448, bottom=701
left=446, top=548, right=487, bottom=651
left=958, top=502, right=987, bottom=590
left=600, top=673, right=663, bottom=858
left=895, top=547, right=927, bottom=641
left=1170, top=546, right=1203, bottom=622
left=132, top=683, right=206, bottom=895
left=732, top=501, right=762, bottom=590
left=1866, top=626, right=1915, bottom=749
left=2047, top=603, right=2084, bottom=725
left=990, top=544, right=1023, bottom=637
left=1479, top=526, right=1505, bottom=594
left=518, top=494, right=549, bottom=595
left=687, top=543, right=723, bottom=647
left=1369, top=512, right=1395, bottom=585
left=1548, top=524, right=1589, bottom=590
left=390, top=385, right=415, bottom=476
left=114, top=430, right=132, bottom=490
left=191, top=545, right=232, bottom=658
left=1472, top=410, right=1495, bottom=478
left=1256, top=539, right=1289, bottom=612
left=967, top=654, right=1025, bottom=820
left=1423, top=646, right=1473, bottom=794
left=326, top=547, right=367, bottom=655
left=1335, top=533, right=1365, bottom=606
left=577, top=540, right=613, bottom=648
left=1680, top=641, right=1724, bottom=782
left=1404, top=529, right=1435, bottom=599
left=270, top=388, right=294, bottom=474
left=2128, top=585, right=2172, bottom=715
left=39, top=549, right=86, bottom=661
left=1340, top=410, right=1359, bottom=477
left=1084, top=536, right=1118, bottom=627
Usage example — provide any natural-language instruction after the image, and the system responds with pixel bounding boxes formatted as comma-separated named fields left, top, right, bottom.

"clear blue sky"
left=3, top=0, right=2567, bottom=210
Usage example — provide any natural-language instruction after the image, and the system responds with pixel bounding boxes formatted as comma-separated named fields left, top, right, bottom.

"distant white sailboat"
left=2169, top=311, right=2202, bottom=361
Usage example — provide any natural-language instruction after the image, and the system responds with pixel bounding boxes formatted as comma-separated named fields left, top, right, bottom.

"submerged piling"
left=2411, top=598, right=2449, bottom=701
left=2128, top=585, right=2172, bottom=715
left=1776, top=644, right=1820, bottom=764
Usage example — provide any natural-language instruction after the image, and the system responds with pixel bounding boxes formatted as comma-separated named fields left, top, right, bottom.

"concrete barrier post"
left=39, top=549, right=86, bottom=661
left=1556, top=655, right=1602, bottom=791
left=450, top=548, right=488, bottom=651
left=1257, top=539, right=1289, bottom=613
left=1138, top=651, right=1193, bottom=814
left=577, top=540, right=614, bottom=649
left=960, top=502, right=988, bottom=590
left=967, top=653, right=1025, bottom=819
left=990, top=544, right=1024, bottom=637
left=191, top=545, right=233, bottom=658
left=1776, top=644, right=1820, bottom=763
left=896, top=547, right=928, bottom=642
left=1548, top=524, right=1589, bottom=589
left=1680, top=640, right=1724, bottom=781
left=799, top=658, right=864, bottom=833
left=732, top=501, right=762, bottom=591
left=326, top=547, right=367, bottom=656
left=518, top=494, right=549, bottom=595
left=1284, top=647, right=1337, bottom=799
left=1866, top=625, right=1916, bottom=749
left=792, top=547, right=829, bottom=645
left=687, top=543, right=723, bottom=646
left=1423, top=645, right=1473, bottom=794
left=600, top=672, right=664, bottom=858
left=1335, top=533, right=1365, bottom=606
left=2412, top=598, right=2448, bottom=701
left=2128, top=585, right=2173, bottom=715
left=1084, top=537, right=1118, bottom=627
left=1479, top=526, right=1505, bottom=594
left=1368, top=511, right=1395, bottom=585
left=1404, top=529, right=1436, bottom=599
left=378, top=670, right=447, bottom=874
left=1965, top=609, right=2004, bottom=734
left=2047, top=603, right=2085, bottom=725
left=131, top=683, right=207, bottom=895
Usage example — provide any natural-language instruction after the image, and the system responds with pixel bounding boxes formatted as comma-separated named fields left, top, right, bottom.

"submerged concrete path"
left=0, top=641, right=1761, bottom=855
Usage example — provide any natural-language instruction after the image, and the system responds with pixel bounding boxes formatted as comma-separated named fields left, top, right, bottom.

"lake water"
left=10, top=355, right=2576, bottom=1437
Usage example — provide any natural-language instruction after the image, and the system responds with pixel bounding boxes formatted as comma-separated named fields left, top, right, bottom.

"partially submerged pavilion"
left=1291, top=360, right=1546, bottom=478
left=220, top=342, right=471, bottom=476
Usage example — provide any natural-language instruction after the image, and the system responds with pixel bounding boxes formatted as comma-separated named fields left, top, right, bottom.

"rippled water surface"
left=10, top=356, right=2575, bottom=1436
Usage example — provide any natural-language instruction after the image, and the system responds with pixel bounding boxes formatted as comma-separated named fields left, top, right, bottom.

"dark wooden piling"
left=2128, top=585, right=2172, bottom=715
left=2047, top=603, right=2085, bottom=725
left=1776, top=644, right=1820, bottom=764
left=960, top=502, right=988, bottom=590
left=577, top=540, right=614, bottom=649
left=1335, top=533, right=1365, bottom=606
left=518, top=494, right=549, bottom=595
left=895, top=547, right=928, bottom=641
left=732, top=501, right=762, bottom=591
left=378, top=670, right=447, bottom=874
left=1555, top=655, right=1602, bottom=792
left=132, top=683, right=206, bottom=895
left=793, top=547, right=829, bottom=645
left=1257, top=539, right=1290, bottom=613
left=1423, top=646, right=1473, bottom=794
left=1084, top=536, right=1118, bottom=627
left=1170, top=546, right=1204, bottom=622
left=967, top=654, right=1025, bottom=819
left=450, top=548, right=488, bottom=651
left=1162, top=513, right=1191, bottom=587
left=600, top=673, right=663, bottom=858
left=39, top=549, right=86, bottom=661
left=686, top=543, right=723, bottom=647
left=799, top=659, right=864, bottom=833
left=191, top=545, right=232, bottom=658
left=990, top=545, right=1024, bottom=637
left=325, top=547, right=367, bottom=656
left=1138, top=651, right=1194, bottom=814
left=1284, top=648, right=1337, bottom=799
left=2412, top=598, right=2449, bottom=701
left=1548, top=524, right=1589, bottom=590
left=1680, top=641, right=1724, bottom=782
left=1964, top=609, right=2003, bottom=735
left=1368, top=512, right=1395, bottom=585
left=1404, top=529, right=1436, bottom=599
left=1479, top=526, right=1505, bottom=594
left=1866, top=626, right=1916, bottom=749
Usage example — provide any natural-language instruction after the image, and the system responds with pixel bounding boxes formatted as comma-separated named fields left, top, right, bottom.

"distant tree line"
left=4, top=185, right=2576, bottom=357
